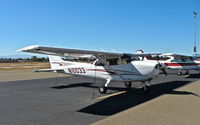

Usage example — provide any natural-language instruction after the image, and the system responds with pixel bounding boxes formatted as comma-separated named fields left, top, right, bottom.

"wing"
left=161, top=53, right=196, bottom=61
left=17, top=45, right=161, bottom=59
left=161, top=53, right=191, bottom=57
left=17, top=45, right=123, bottom=59
left=161, top=53, right=193, bottom=59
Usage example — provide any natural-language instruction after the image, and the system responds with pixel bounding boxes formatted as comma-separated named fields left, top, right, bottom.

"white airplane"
left=18, top=45, right=165, bottom=94
left=137, top=50, right=200, bottom=75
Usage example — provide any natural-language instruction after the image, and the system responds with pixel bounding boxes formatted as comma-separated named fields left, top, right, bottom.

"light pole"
left=193, top=11, right=197, bottom=56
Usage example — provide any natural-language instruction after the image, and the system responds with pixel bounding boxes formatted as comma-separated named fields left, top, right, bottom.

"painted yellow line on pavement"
left=92, top=91, right=127, bottom=101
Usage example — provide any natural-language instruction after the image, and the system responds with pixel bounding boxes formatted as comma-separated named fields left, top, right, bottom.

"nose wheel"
left=178, top=70, right=189, bottom=75
left=142, top=81, right=150, bottom=93
left=143, top=85, right=150, bottom=93
left=124, top=82, right=132, bottom=88
left=177, top=72, right=182, bottom=75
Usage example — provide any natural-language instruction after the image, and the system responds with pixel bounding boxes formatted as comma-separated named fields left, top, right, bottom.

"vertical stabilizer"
left=136, top=50, right=148, bottom=61
left=48, top=55, right=65, bottom=69
left=136, top=50, right=144, bottom=54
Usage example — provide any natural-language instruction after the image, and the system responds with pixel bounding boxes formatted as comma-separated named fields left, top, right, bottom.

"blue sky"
left=0, top=0, right=199, bottom=56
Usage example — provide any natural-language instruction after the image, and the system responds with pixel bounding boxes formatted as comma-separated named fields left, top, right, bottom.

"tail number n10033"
left=68, top=68, right=86, bottom=74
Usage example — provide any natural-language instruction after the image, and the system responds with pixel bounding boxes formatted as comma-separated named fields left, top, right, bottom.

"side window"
left=180, top=56, right=188, bottom=62
left=106, top=58, right=119, bottom=65
left=181, top=59, right=186, bottom=62
left=173, top=57, right=179, bottom=62
left=121, top=56, right=138, bottom=64
left=189, top=57, right=194, bottom=60
left=94, top=61, right=105, bottom=66
left=121, top=58, right=128, bottom=64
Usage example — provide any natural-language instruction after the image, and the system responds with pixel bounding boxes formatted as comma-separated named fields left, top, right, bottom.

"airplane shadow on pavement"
left=51, top=82, right=94, bottom=89
left=78, top=80, right=198, bottom=116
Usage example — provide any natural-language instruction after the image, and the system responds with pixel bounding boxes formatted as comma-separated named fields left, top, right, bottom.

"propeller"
left=156, top=55, right=168, bottom=76
left=160, top=64, right=168, bottom=76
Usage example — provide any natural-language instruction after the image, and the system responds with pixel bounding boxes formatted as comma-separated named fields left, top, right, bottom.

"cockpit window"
left=173, top=56, right=194, bottom=62
left=121, top=54, right=139, bottom=64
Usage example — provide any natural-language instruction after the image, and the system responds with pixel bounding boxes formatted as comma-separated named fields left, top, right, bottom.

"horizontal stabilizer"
left=34, top=69, right=63, bottom=72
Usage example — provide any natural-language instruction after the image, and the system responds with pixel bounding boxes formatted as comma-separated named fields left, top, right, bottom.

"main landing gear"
left=98, top=80, right=151, bottom=94
left=98, top=80, right=133, bottom=94
left=99, top=85, right=107, bottom=94
left=98, top=79, right=111, bottom=94
left=124, top=81, right=151, bottom=93
left=178, top=70, right=189, bottom=76
left=177, top=72, right=182, bottom=75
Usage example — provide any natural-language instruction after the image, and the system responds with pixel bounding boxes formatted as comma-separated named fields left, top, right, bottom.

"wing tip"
left=17, top=45, right=39, bottom=52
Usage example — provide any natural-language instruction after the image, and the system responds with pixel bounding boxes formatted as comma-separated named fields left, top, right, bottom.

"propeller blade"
left=161, top=68, right=168, bottom=76
left=155, top=56, right=168, bottom=76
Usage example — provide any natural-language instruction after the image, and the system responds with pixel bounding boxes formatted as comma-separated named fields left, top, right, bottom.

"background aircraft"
left=159, top=53, right=200, bottom=75
left=137, top=50, right=200, bottom=75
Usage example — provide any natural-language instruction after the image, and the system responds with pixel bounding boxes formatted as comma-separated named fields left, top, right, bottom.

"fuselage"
left=54, top=60, right=160, bottom=82
left=144, top=55, right=200, bottom=70
left=159, top=58, right=200, bottom=70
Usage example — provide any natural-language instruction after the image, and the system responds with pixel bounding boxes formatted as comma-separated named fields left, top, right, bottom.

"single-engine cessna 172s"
left=18, top=45, right=166, bottom=94
left=137, top=50, right=200, bottom=75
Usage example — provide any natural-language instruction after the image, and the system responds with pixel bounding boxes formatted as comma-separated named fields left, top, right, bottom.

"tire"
left=177, top=72, right=182, bottom=76
left=98, top=85, right=107, bottom=94
left=143, top=85, right=150, bottom=93
left=124, top=82, right=132, bottom=88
